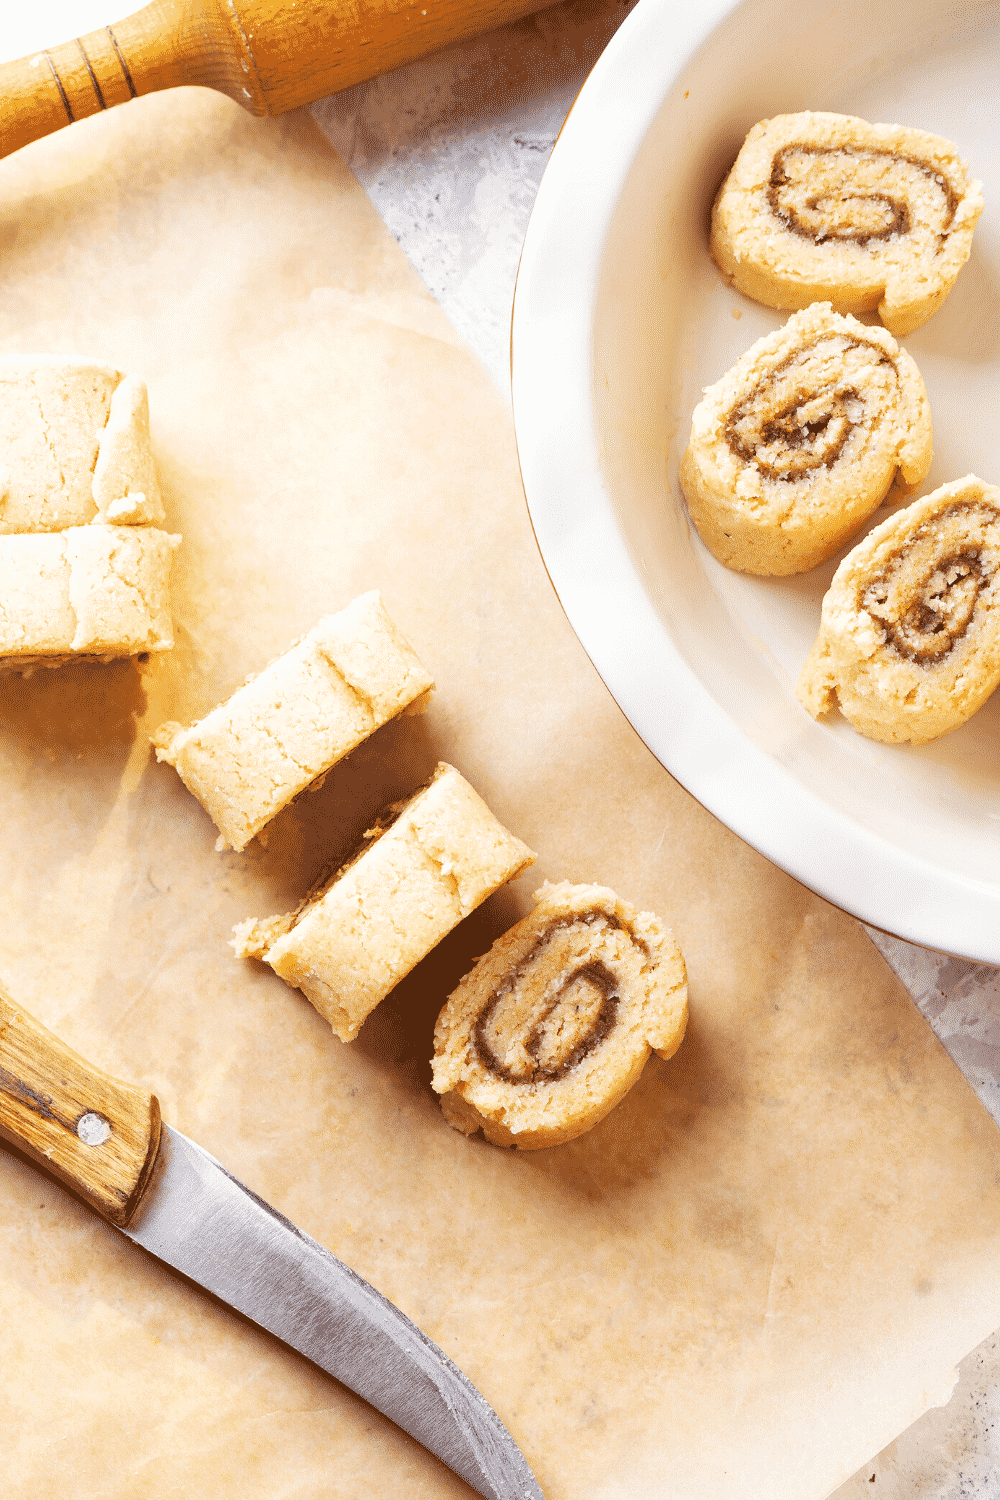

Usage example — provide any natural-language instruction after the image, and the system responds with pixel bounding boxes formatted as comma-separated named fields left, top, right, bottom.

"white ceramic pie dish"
left=511, top=0, right=1000, bottom=962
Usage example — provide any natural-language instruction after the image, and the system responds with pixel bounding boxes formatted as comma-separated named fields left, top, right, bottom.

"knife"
left=0, top=987, right=544, bottom=1500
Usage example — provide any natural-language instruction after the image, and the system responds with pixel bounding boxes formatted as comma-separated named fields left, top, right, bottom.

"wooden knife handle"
left=0, top=0, right=557, bottom=160
left=0, top=988, right=161, bottom=1227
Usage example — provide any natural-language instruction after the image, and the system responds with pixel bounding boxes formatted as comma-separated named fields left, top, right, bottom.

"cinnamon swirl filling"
left=863, top=503, right=998, bottom=665
left=767, top=144, right=959, bottom=245
left=472, top=912, right=637, bottom=1084
left=475, top=958, right=618, bottom=1083
left=724, top=334, right=894, bottom=483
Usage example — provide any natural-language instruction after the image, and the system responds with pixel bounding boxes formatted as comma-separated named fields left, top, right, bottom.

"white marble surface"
left=314, top=0, right=633, bottom=393
left=7, top=3, right=1000, bottom=1494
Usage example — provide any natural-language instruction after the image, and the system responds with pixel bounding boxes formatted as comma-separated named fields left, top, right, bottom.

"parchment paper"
left=2, top=89, right=1000, bottom=1500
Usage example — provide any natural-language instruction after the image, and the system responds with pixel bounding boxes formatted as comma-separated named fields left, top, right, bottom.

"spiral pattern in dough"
left=432, top=881, right=687, bottom=1149
left=711, top=113, right=984, bottom=336
left=680, top=304, right=932, bottom=575
left=797, top=476, right=1000, bottom=743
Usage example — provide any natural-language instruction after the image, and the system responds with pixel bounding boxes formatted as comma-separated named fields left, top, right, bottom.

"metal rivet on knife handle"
left=77, top=1111, right=113, bottom=1146
left=0, top=987, right=161, bottom=1227
left=0, top=0, right=566, bottom=162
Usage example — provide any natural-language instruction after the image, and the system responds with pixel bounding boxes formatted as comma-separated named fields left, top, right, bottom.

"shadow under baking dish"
left=512, top=0, right=1000, bottom=961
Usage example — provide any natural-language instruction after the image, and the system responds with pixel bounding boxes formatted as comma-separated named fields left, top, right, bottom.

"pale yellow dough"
left=432, top=880, right=688, bottom=1149
left=0, top=525, right=180, bottom=673
left=232, top=762, right=536, bottom=1041
left=680, top=303, right=932, bottom=575
left=152, top=591, right=435, bottom=852
left=0, top=356, right=165, bottom=531
left=711, top=112, right=984, bottom=336
left=797, top=475, right=1000, bottom=743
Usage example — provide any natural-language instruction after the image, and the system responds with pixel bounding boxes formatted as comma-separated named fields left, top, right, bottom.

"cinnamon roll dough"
left=152, top=591, right=434, bottom=852
left=232, top=763, right=536, bottom=1042
left=680, top=304, right=931, bottom=575
left=797, top=475, right=1000, bottom=743
left=432, top=880, right=688, bottom=1149
left=0, top=524, right=180, bottom=674
left=711, top=112, right=985, bottom=336
left=0, top=356, right=165, bottom=531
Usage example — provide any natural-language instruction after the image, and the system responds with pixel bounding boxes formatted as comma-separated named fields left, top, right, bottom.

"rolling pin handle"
left=0, top=0, right=264, bottom=161
left=0, top=0, right=561, bottom=162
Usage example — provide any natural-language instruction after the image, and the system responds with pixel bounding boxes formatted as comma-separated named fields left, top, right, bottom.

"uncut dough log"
left=680, top=303, right=932, bottom=575
left=432, top=880, right=688, bottom=1149
left=0, top=525, right=180, bottom=674
left=233, top=763, right=536, bottom=1041
left=152, top=592, right=434, bottom=852
left=797, top=475, right=1000, bottom=744
left=711, top=112, right=985, bottom=336
left=0, top=356, right=165, bottom=531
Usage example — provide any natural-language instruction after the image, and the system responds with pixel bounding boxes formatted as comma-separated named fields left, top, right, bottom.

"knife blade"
left=0, top=989, right=543, bottom=1500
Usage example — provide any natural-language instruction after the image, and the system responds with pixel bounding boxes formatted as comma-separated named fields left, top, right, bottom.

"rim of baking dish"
left=510, top=0, right=1000, bottom=962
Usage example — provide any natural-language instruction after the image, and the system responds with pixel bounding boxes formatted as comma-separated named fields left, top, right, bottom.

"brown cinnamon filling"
left=862, top=502, right=999, bottom=664
left=472, top=910, right=647, bottom=1085
left=724, top=334, right=894, bottom=481
left=768, top=144, right=959, bottom=245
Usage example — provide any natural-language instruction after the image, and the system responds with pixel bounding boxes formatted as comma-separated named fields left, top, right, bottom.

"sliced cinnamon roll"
left=680, top=304, right=931, bottom=575
left=797, top=476, right=1000, bottom=743
left=711, top=112, right=984, bottom=336
left=0, top=356, right=165, bottom=531
left=432, top=881, right=688, bottom=1150
left=233, top=764, right=536, bottom=1042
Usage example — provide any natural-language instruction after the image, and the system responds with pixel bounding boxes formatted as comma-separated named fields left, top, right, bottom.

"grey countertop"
left=11, top=3, right=1000, bottom=1493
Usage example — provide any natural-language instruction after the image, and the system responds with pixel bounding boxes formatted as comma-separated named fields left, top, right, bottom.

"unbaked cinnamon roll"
left=233, top=764, right=535, bottom=1042
left=432, top=881, right=688, bottom=1149
left=711, top=112, right=984, bottom=336
left=0, top=356, right=165, bottom=531
left=797, top=476, right=1000, bottom=743
left=680, top=303, right=932, bottom=575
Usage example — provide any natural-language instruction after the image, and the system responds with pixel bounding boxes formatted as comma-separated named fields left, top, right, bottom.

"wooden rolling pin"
left=0, top=0, right=558, bottom=160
